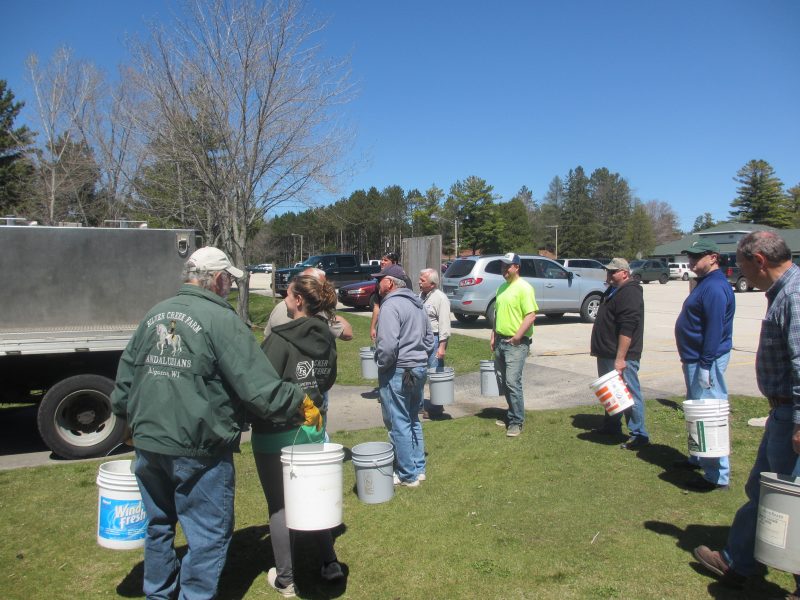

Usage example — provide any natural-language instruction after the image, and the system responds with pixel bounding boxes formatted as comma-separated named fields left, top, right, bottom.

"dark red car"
left=337, top=279, right=378, bottom=310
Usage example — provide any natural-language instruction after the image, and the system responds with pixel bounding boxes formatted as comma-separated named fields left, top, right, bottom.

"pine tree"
left=538, top=176, right=563, bottom=250
left=447, top=176, right=501, bottom=255
left=692, top=213, right=716, bottom=232
left=788, top=184, right=800, bottom=228
left=0, top=80, right=35, bottom=215
left=559, top=167, right=596, bottom=257
left=729, top=159, right=791, bottom=227
left=498, top=197, right=533, bottom=253
left=590, top=167, right=632, bottom=257
left=625, top=201, right=655, bottom=258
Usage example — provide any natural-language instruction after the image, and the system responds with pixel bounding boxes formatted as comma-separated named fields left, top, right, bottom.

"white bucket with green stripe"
left=683, top=399, right=730, bottom=458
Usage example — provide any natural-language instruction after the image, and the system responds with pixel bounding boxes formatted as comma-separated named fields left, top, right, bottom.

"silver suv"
left=442, top=255, right=607, bottom=326
left=556, top=258, right=607, bottom=281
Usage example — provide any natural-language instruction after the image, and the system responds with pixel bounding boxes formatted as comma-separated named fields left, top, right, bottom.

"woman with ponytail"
left=250, top=273, right=344, bottom=596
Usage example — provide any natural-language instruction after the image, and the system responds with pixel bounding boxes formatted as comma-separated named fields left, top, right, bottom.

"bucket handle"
left=286, top=426, right=305, bottom=479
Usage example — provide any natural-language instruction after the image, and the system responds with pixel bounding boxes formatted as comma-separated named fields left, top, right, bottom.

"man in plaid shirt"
left=693, top=231, right=800, bottom=598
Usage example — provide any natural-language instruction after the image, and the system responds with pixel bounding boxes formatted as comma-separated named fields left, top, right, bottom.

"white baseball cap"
left=187, top=247, right=244, bottom=278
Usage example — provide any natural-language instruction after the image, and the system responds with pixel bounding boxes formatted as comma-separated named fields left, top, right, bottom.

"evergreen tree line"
left=260, top=167, right=684, bottom=265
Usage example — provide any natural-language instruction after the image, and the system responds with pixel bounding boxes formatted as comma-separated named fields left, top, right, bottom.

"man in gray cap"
left=491, top=252, right=538, bottom=437
left=590, top=257, right=649, bottom=449
left=674, top=238, right=735, bottom=491
left=374, top=263, right=434, bottom=486
left=111, top=246, right=310, bottom=599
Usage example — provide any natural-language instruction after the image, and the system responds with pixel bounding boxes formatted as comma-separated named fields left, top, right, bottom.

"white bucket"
left=480, top=360, right=500, bottom=396
left=96, top=459, right=148, bottom=550
left=360, top=347, right=378, bottom=379
left=589, top=371, right=634, bottom=416
left=429, top=367, right=454, bottom=406
left=755, top=472, right=800, bottom=573
left=351, top=441, right=395, bottom=504
left=281, top=443, right=344, bottom=531
left=683, top=399, right=730, bottom=458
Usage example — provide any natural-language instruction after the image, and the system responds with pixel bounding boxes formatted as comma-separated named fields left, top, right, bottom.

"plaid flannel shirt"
left=756, top=263, right=800, bottom=424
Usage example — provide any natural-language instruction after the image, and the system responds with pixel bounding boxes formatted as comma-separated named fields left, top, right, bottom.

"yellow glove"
left=300, top=395, right=323, bottom=432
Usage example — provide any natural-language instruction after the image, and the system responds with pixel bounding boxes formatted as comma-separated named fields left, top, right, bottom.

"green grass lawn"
left=242, top=292, right=490, bottom=385
left=1, top=396, right=796, bottom=599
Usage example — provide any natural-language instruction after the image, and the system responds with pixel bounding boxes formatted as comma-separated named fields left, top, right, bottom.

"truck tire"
left=682, top=272, right=689, bottom=281
left=454, top=312, right=479, bottom=323
left=735, top=277, right=749, bottom=293
left=37, top=374, right=126, bottom=459
left=580, top=294, right=601, bottom=323
left=659, top=273, right=669, bottom=284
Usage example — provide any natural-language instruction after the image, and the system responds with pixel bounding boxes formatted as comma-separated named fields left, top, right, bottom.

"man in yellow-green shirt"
left=490, top=253, right=538, bottom=437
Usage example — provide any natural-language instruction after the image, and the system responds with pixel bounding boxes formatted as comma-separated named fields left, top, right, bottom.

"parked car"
left=718, top=252, right=754, bottom=293
left=246, top=263, right=272, bottom=273
left=668, top=262, right=696, bottom=281
left=629, top=259, right=669, bottom=284
left=556, top=258, right=607, bottom=280
left=442, top=255, right=607, bottom=327
left=337, top=279, right=378, bottom=310
left=274, top=254, right=380, bottom=296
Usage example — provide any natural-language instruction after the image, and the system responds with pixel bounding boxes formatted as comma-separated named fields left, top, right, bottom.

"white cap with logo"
left=187, top=247, right=244, bottom=278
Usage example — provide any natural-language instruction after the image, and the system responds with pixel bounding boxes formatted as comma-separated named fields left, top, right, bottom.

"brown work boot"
left=692, top=545, right=746, bottom=588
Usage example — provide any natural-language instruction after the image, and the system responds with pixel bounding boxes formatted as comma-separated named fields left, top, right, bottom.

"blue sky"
left=2, top=0, right=798, bottom=231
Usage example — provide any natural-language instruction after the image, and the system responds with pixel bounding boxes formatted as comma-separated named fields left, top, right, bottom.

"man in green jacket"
left=111, top=246, right=308, bottom=600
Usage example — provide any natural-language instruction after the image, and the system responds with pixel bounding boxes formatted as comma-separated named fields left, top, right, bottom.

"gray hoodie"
left=375, top=287, right=434, bottom=372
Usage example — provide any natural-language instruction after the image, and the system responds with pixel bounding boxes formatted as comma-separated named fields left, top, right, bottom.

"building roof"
left=653, top=222, right=800, bottom=257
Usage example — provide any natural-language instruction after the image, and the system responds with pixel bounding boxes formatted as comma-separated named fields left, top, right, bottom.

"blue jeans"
left=134, top=449, right=235, bottom=600
left=495, top=338, right=530, bottom=427
left=424, top=335, right=444, bottom=416
left=379, top=365, right=427, bottom=483
left=596, top=358, right=649, bottom=440
left=723, top=405, right=800, bottom=591
left=682, top=353, right=731, bottom=485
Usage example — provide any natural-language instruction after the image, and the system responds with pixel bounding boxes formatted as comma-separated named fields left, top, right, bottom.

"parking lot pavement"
left=331, top=280, right=766, bottom=422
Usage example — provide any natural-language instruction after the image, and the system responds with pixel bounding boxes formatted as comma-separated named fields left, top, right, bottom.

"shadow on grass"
left=656, top=397, right=684, bottom=412
left=117, top=524, right=350, bottom=599
left=474, top=407, right=508, bottom=423
left=570, top=412, right=717, bottom=491
left=570, top=413, right=627, bottom=446
left=644, top=521, right=790, bottom=599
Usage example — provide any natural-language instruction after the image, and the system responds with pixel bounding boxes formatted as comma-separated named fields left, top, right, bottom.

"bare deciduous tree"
left=128, top=0, right=354, bottom=320
left=26, top=47, right=103, bottom=224
left=79, top=73, right=143, bottom=221
left=643, top=199, right=682, bottom=245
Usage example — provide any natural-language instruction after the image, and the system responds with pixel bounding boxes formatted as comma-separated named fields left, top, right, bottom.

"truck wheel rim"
left=52, top=389, right=117, bottom=448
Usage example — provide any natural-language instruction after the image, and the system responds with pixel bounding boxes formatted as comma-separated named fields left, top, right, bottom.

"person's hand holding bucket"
left=299, top=396, right=323, bottom=431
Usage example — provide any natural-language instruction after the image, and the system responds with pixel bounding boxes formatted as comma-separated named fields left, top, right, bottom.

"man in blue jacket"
left=374, top=264, right=434, bottom=487
left=674, top=238, right=735, bottom=491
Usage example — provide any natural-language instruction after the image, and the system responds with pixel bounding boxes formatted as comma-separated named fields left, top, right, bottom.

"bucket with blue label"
left=96, top=459, right=148, bottom=550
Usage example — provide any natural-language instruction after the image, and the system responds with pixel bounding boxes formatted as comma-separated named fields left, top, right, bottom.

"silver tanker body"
left=0, top=225, right=196, bottom=458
